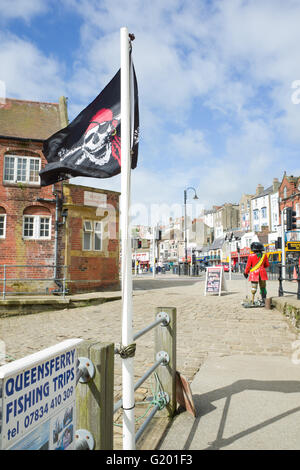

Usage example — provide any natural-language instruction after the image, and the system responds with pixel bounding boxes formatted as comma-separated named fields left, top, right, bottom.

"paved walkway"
left=1, top=277, right=299, bottom=449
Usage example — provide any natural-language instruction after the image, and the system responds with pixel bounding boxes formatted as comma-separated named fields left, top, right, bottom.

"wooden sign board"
left=0, top=339, right=82, bottom=450
left=204, top=266, right=227, bottom=296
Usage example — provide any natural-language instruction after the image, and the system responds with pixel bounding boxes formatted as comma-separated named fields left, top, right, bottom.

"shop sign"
left=204, top=267, right=227, bottom=296
left=84, top=191, right=107, bottom=208
left=0, top=339, right=82, bottom=450
left=240, top=247, right=250, bottom=256
left=286, top=241, right=300, bottom=251
left=133, top=252, right=149, bottom=262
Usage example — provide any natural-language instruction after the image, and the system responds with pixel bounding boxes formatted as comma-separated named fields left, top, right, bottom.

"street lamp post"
left=184, top=187, right=198, bottom=275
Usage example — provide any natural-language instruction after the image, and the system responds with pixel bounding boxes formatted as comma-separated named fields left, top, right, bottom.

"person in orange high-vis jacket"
left=244, top=242, right=269, bottom=305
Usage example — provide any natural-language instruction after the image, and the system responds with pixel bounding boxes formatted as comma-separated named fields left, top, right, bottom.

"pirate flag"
left=39, top=66, right=139, bottom=186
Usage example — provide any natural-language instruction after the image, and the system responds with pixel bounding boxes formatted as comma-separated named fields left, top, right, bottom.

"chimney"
left=256, top=184, right=264, bottom=196
left=272, top=177, right=280, bottom=192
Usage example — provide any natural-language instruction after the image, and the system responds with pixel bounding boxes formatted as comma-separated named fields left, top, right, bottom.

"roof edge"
left=3, top=97, right=60, bottom=106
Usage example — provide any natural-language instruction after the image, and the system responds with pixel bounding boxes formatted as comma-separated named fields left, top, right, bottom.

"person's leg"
left=259, top=279, right=267, bottom=304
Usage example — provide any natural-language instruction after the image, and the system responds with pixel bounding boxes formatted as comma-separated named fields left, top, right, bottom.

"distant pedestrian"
left=244, top=242, right=269, bottom=305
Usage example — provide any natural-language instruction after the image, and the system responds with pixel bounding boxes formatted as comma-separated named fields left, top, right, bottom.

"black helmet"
left=250, top=242, right=264, bottom=253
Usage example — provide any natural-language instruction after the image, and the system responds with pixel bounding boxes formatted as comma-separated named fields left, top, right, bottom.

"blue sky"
left=1, top=0, right=300, bottom=225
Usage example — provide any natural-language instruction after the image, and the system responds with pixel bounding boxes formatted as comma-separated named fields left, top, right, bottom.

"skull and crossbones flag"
left=39, top=65, right=139, bottom=186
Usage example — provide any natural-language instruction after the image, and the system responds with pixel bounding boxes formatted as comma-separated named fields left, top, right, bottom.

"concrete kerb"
left=0, top=291, right=122, bottom=317
left=271, top=296, right=300, bottom=330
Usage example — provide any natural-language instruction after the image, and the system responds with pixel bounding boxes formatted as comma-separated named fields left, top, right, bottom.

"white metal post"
left=120, top=26, right=135, bottom=451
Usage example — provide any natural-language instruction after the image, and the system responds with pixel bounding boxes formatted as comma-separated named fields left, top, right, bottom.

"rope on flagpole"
left=115, top=342, right=136, bottom=359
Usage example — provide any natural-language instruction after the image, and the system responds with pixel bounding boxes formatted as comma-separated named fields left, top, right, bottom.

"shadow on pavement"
left=133, top=279, right=202, bottom=290
left=182, top=379, right=300, bottom=450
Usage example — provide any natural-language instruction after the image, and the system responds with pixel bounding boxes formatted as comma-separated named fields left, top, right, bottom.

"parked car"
left=215, top=263, right=230, bottom=272
left=202, top=262, right=212, bottom=271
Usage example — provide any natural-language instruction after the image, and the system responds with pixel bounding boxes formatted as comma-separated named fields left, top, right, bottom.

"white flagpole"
left=120, top=26, right=135, bottom=450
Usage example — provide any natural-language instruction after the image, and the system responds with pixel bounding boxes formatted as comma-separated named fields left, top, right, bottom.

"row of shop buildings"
left=132, top=174, right=300, bottom=270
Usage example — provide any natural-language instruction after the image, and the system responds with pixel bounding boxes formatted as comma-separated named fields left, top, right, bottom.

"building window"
left=39, top=217, right=50, bottom=238
left=4, top=155, right=41, bottom=185
left=94, top=222, right=102, bottom=251
left=0, top=214, right=6, bottom=238
left=23, top=215, right=51, bottom=239
left=253, top=209, right=259, bottom=220
left=261, top=207, right=267, bottom=218
left=83, top=221, right=93, bottom=250
left=83, top=220, right=102, bottom=251
left=283, top=186, right=287, bottom=199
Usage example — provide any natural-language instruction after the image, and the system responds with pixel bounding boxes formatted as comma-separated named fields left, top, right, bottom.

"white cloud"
left=0, top=0, right=47, bottom=21
left=170, top=129, right=210, bottom=160
left=0, top=32, right=65, bottom=101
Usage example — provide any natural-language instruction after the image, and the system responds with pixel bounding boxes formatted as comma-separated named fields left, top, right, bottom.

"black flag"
left=39, top=66, right=139, bottom=186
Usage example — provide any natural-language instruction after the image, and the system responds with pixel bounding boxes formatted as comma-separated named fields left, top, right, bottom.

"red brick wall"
left=0, top=138, right=63, bottom=293
left=63, top=184, right=120, bottom=293
left=279, top=175, right=300, bottom=224
left=0, top=140, right=120, bottom=295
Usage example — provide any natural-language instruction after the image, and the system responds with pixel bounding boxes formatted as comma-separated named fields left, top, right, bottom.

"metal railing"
left=114, top=308, right=176, bottom=445
left=0, top=264, right=67, bottom=299
left=278, top=263, right=300, bottom=300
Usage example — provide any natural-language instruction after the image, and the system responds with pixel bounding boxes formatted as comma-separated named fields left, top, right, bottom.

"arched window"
left=283, top=186, right=287, bottom=199
left=0, top=206, right=6, bottom=238
left=23, top=206, right=51, bottom=239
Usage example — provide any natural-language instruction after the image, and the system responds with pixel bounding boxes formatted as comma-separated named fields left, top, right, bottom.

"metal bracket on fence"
left=75, top=429, right=94, bottom=450
left=156, top=311, right=170, bottom=326
left=156, top=351, right=170, bottom=365
left=76, top=357, right=95, bottom=384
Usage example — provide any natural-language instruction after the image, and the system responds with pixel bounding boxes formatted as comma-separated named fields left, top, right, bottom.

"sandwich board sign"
left=204, top=266, right=227, bottom=296
left=0, top=338, right=82, bottom=450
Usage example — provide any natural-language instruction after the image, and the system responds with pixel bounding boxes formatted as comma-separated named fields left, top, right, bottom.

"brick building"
left=0, top=97, right=120, bottom=294
left=278, top=173, right=300, bottom=223
left=62, top=184, right=120, bottom=293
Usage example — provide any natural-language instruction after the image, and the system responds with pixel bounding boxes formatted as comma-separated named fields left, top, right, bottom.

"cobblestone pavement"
left=1, top=277, right=299, bottom=449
